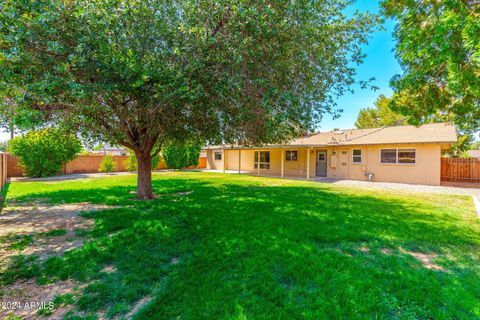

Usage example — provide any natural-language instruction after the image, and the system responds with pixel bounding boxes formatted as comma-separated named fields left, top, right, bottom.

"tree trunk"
left=9, top=121, right=14, bottom=140
left=135, top=153, right=154, bottom=199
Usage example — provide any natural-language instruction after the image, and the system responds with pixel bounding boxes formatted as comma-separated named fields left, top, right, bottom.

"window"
left=352, top=149, right=362, bottom=163
left=254, top=151, right=270, bottom=169
left=381, top=149, right=416, bottom=164
left=214, top=152, right=222, bottom=161
left=398, top=149, right=416, bottom=163
left=381, top=149, right=397, bottom=164
left=285, top=150, right=298, bottom=161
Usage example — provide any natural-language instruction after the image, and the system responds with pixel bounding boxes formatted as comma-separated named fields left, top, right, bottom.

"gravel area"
left=310, top=178, right=480, bottom=217
left=323, top=179, right=480, bottom=197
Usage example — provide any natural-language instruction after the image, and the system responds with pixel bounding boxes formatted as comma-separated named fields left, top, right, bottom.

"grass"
left=1, top=172, right=480, bottom=319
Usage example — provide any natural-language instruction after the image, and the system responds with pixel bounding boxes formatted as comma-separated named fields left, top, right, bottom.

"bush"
left=162, top=141, right=201, bottom=170
left=99, top=155, right=115, bottom=174
left=123, top=151, right=160, bottom=172
left=123, top=152, right=137, bottom=172
left=8, top=128, right=82, bottom=177
left=151, top=153, right=160, bottom=170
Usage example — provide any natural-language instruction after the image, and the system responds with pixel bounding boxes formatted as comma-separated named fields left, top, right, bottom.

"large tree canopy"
left=1, top=0, right=377, bottom=198
left=355, top=93, right=474, bottom=155
left=355, top=95, right=407, bottom=129
left=382, top=0, right=480, bottom=131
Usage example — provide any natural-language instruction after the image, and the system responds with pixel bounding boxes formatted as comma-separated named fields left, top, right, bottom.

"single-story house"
left=204, top=123, right=457, bottom=186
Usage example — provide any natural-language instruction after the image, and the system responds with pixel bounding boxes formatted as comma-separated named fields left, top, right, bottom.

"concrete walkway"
left=10, top=172, right=135, bottom=182
left=194, top=169, right=480, bottom=196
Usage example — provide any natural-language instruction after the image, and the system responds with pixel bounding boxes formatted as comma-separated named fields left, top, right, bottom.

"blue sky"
left=0, top=1, right=400, bottom=141
left=319, top=1, right=402, bottom=131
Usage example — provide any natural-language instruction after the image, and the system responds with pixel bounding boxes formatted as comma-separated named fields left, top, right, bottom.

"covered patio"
left=218, top=147, right=325, bottom=180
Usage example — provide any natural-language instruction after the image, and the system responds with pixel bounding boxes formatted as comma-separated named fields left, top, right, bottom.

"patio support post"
left=281, top=148, right=284, bottom=178
left=306, top=148, right=310, bottom=180
left=238, top=150, right=241, bottom=174
left=257, top=149, right=260, bottom=176
left=223, top=150, right=226, bottom=173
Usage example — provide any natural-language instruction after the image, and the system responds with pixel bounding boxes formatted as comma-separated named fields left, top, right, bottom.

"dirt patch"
left=0, top=279, right=80, bottom=319
left=358, top=246, right=369, bottom=253
left=0, top=202, right=119, bottom=237
left=125, top=296, right=152, bottom=319
left=404, top=250, right=445, bottom=271
left=380, top=248, right=393, bottom=255
left=101, top=265, right=117, bottom=273
left=378, top=247, right=444, bottom=271
left=0, top=202, right=121, bottom=270
left=157, top=191, right=193, bottom=197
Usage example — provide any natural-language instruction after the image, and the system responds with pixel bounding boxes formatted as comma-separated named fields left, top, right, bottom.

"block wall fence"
left=6, top=154, right=207, bottom=177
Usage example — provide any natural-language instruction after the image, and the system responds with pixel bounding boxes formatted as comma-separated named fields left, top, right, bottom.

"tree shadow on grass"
left=2, top=177, right=480, bottom=319
left=0, top=182, right=9, bottom=213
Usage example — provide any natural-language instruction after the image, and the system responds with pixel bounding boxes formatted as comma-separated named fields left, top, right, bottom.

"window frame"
left=254, top=151, right=271, bottom=170
left=352, top=149, right=362, bottom=164
left=397, top=148, right=416, bottom=164
left=380, top=148, right=416, bottom=165
left=285, top=150, right=298, bottom=162
left=214, top=151, right=222, bottom=161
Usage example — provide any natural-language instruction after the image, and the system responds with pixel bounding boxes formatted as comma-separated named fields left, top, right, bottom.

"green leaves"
left=98, top=155, right=115, bottom=174
left=0, top=0, right=378, bottom=146
left=355, top=95, right=408, bottom=129
left=8, top=128, right=82, bottom=177
left=1, top=0, right=377, bottom=194
left=382, top=0, right=480, bottom=132
left=162, top=141, right=201, bottom=170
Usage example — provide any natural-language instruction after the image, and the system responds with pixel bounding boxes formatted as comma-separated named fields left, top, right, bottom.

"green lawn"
left=2, top=172, right=480, bottom=319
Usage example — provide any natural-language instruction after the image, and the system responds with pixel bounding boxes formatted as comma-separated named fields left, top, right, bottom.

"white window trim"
left=351, top=149, right=362, bottom=164
left=254, top=151, right=271, bottom=171
left=285, top=150, right=298, bottom=162
left=379, top=148, right=416, bottom=165
left=214, top=151, right=222, bottom=161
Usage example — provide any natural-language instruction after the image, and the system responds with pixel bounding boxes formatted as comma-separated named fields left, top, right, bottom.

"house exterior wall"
left=206, top=149, right=224, bottom=170
left=320, top=144, right=442, bottom=185
left=216, top=143, right=442, bottom=185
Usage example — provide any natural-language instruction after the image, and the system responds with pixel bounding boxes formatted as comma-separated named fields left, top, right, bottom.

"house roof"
left=205, top=123, right=457, bottom=149
left=467, top=150, right=480, bottom=158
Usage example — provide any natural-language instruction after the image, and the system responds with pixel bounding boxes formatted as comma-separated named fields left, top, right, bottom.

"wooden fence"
left=0, top=153, right=7, bottom=191
left=441, top=157, right=480, bottom=182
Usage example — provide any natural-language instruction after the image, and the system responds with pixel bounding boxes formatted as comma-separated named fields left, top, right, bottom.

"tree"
left=99, top=155, right=115, bottom=174
left=0, top=95, right=44, bottom=139
left=163, top=142, right=202, bottom=170
left=124, top=150, right=160, bottom=172
left=470, top=141, right=480, bottom=150
left=0, top=141, right=7, bottom=152
left=356, top=94, right=473, bottom=154
left=355, top=95, right=408, bottom=129
left=8, top=128, right=82, bottom=177
left=1, top=0, right=377, bottom=198
left=381, top=0, right=480, bottom=131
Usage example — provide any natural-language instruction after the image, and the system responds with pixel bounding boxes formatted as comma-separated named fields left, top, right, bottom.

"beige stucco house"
left=204, top=123, right=457, bottom=186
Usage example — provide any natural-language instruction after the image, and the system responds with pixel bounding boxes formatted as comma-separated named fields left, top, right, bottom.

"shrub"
left=151, top=153, right=160, bottom=170
left=123, top=151, right=160, bottom=172
left=162, top=141, right=201, bottom=170
left=123, top=152, right=137, bottom=172
left=99, top=155, right=115, bottom=174
left=8, top=128, right=82, bottom=177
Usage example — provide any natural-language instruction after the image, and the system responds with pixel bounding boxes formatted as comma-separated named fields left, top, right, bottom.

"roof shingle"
left=204, top=123, right=457, bottom=149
